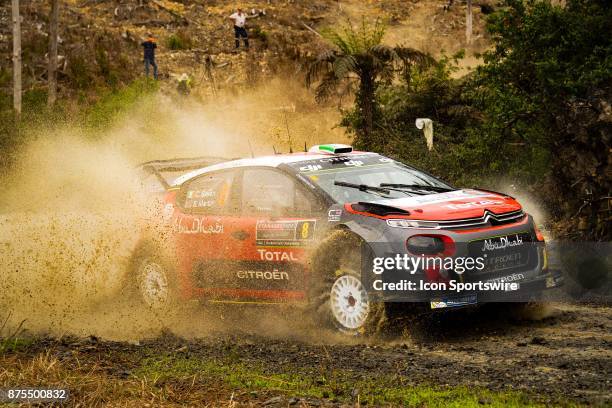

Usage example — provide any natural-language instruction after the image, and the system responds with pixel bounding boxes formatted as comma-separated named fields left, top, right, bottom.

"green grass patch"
left=82, top=78, right=159, bottom=131
left=166, top=30, right=193, bottom=50
left=135, top=354, right=545, bottom=407
left=0, top=337, right=34, bottom=354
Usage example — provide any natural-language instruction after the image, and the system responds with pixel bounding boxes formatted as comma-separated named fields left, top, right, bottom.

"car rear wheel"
left=127, top=241, right=180, bottom=313
left=308, top=230, right=386, bottom=336
left=137, top=258, right=173, bottom=309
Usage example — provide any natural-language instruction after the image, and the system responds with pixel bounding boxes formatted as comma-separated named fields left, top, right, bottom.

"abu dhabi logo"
left=481, top=234, right=524, bottom=252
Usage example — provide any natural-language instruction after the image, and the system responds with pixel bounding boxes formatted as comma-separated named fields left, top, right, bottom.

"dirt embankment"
left=0, top=0, right=492, bottom=100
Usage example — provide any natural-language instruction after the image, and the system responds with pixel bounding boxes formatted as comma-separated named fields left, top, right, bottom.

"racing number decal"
left=256, top=220, right=316, bottom=246
left=299, top=221, right=312, bottom=240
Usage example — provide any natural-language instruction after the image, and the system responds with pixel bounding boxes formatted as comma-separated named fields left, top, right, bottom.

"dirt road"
left=1, top=302, right=609, bottom=406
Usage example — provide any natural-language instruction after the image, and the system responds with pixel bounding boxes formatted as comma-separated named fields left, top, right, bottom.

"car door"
left=233, top=167, right=321, bottom=302
left=173, top=168, right=247, bottom=298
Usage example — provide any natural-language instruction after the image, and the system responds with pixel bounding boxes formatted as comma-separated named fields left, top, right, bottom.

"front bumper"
left=374, top=268, right=565, bottom=307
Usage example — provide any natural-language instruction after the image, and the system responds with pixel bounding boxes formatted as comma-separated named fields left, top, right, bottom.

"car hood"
left=365, top=189, right=522, bottom=221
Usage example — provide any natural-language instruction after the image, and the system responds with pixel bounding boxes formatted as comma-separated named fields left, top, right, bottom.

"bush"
left=82, top=78, right=159, bottom=131
left=167, top=30, right=193, bottom=50
left=339, top=0, right=611, bottom=239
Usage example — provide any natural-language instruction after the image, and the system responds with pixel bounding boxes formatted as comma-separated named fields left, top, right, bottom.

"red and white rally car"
left=131, top=144, right=562, bottom=334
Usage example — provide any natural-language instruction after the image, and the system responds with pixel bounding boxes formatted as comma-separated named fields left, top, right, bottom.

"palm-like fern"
left=306, top=19, right=432, bottom=141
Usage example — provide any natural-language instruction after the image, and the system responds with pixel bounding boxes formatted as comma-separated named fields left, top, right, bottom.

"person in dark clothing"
left=141, top=34, right=158, bottom=79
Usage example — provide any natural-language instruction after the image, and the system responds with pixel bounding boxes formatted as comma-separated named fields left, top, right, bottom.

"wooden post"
left=48, top=0, right=59, bottom=107
left=466, top=0, right=473, bottom=45
left=12, top=0, right=21, bottom=118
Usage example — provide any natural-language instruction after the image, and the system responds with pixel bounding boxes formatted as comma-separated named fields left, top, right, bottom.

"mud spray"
left=0, top=80, right=555, bottom=341
left=0, top=80, right=347, bottom=342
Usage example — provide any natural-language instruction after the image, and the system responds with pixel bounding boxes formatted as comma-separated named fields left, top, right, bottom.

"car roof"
left=172, top=151, right=377, bottom=187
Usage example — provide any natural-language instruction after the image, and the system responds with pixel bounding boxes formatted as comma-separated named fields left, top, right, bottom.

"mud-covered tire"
left=307, top=230, right=387, bottom=336
left=126, top=240, right=181, bottom=313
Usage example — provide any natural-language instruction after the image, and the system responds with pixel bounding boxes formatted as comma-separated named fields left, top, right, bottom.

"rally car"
left=129, top=144, right=563, bottom=334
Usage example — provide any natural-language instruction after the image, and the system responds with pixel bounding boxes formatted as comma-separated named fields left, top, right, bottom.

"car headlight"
left=386, top=219, right=439, bottom=229
left=406, top=235, right=446, bottom=255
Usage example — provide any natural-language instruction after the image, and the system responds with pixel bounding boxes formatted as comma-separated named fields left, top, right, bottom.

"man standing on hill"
left=141, top=33, right=158, bottom=79
left=229, top=8, right=251, bottom=50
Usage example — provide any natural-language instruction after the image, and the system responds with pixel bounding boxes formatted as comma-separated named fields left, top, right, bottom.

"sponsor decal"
left=299, top=164, right=323, bottom=172
left=236, top=269, right=290, bottom=280
left=481, top=234, right=524, bottom=252
left=175, top=215, right=224, bottom=235
left=485, top=272, right=525, bottom=284
left=293, top=154, right=382, bottom=172
left=328, top=209, right=342, bottom=222
left=430, top=294, right=477, bottom=309
left=343, top=160, right=364, bottom=167
left=257, top=249, right=298, bottom=261
left=256, top=219, right=316, bottom=246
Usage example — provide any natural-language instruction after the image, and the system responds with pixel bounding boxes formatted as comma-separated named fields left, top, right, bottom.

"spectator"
left=141, top=33, right=158, bottom=79
left=229, top=8, right=253, bottom=50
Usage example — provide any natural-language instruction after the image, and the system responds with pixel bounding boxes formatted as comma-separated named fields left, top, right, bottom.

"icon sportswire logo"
left=481, top=234, right=524, bottom=251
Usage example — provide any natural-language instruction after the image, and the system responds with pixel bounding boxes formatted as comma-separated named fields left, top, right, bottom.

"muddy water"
left=0, top=84, right=347, bottom=341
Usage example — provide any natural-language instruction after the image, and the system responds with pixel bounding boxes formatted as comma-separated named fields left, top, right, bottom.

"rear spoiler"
left=137, top=156, right=231, bottom=190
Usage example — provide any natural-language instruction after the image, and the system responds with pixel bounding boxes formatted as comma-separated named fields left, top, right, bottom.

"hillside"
left=0, top=0, right=491, bottom=102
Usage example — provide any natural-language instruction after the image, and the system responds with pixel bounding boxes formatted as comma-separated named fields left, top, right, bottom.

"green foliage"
left=250, top=26, right=269, bottom=46
left=0, top=67, right=10, bottom=88
left=68, top=54, right=94, bottom=90
left=167, top=30, right=193, bottom=50
left=0, top=337, right=33, bottom=354
left=308, top=18, right=431, bottom=145
left=136, top=354, right=543, bottom=407
left=321, top=18, right=387, bottom=55
left=468, top=0, right=612, bottom=182
left=339, top=1, right=611, bottom=238
left=82, top=78, right=159, bottom=131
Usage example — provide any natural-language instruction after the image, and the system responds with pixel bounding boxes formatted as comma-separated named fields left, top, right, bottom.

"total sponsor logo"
left=257, top=249, right=299, bottom=261
left=481, top=234, right=524, bottom=252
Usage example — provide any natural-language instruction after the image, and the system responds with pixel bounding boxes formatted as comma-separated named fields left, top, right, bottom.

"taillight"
left=406, top=234, right=455, bottom=256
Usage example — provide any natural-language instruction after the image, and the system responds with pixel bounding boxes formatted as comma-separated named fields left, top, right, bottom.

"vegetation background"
left=1, top=0, right=610, bottom=240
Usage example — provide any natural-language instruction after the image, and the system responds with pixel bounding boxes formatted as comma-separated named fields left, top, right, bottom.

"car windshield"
left=301, top=162, right=453, bottom=203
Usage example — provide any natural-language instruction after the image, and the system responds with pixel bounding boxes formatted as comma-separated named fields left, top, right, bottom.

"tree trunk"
left=12, top=0, right=21, bottom=118
left=48, top=0, right=59, bottom=107
left=358, top=74, right=375, bottom=142
left=466, top=0, right=473, bottom=45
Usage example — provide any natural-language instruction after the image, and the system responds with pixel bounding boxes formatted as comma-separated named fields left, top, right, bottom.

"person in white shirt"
left=229, top=8, right=251, bottom=49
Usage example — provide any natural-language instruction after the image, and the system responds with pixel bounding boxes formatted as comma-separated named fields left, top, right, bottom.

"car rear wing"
left=137, top=156, right=231, bottom=190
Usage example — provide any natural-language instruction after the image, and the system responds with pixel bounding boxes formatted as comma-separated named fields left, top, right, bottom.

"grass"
left=166, top=30, right=193, bottom=50
left=0, top=338, right=580, bottom=407
left=134, top=354, right=546, bottom=407
left=82, top=77, right=159, bottom=131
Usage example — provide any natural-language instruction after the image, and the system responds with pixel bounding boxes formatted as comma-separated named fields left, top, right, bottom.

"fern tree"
left=307, top=19, right=431, bottom=146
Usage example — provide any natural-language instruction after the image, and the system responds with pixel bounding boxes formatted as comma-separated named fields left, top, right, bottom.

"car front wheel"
left=308, top=230, right=386, bottom=336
